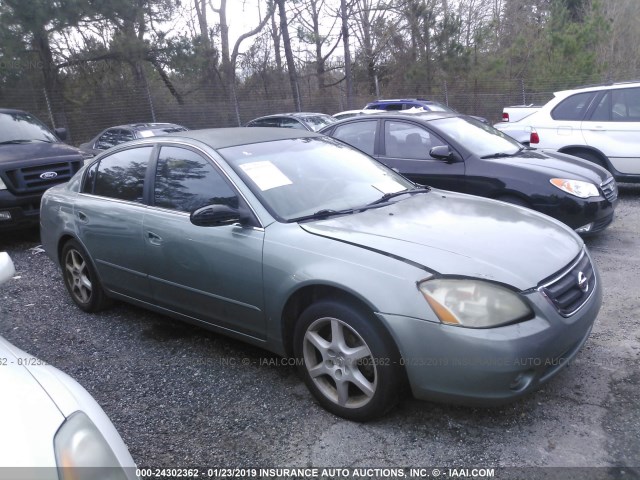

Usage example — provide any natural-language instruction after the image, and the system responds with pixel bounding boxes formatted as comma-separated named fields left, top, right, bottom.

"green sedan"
left=40, top=128, right=601, bottom=421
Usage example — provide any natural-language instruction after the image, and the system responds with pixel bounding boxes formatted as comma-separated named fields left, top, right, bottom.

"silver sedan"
left=40, top=128, right=601, bottom=421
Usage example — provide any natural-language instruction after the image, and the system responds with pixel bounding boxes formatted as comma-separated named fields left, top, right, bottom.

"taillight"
left=502, top=112, right=509, bottom=122
left=530, top=129, right=540, bottom=144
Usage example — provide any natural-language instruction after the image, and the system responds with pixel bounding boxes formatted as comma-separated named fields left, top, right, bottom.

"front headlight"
left=418, top=279, right=533, bottom=328
left=550, top=178, right=600, bottom=198
left=0, top=176, right=7, bottom=190
left=54, top=411, right=128, bottom=480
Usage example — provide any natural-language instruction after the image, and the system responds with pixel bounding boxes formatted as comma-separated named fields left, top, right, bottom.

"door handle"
left=76, top=211, right=88, bottom=223
left=147, top=231, right=163, bottom=246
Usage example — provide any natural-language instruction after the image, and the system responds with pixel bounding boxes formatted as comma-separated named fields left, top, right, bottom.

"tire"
left=293, top=299, right=402, bottom=421
left=61, top=239, right=111, bottom=312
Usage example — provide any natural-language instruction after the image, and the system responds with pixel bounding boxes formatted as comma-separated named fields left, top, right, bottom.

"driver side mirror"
left=54, top=128, right=68, bottom=141
left=429, top=145, right=457, bottom=162
left=190, top=204, right=241, bottom=227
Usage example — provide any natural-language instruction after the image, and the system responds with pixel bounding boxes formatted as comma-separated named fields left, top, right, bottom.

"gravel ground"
left=1, top=186, right=639, bottom=476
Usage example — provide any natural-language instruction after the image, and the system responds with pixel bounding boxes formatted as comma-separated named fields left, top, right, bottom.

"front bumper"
left=379, top=270, right=601, bottom=406
left=0, top=190, right=42, bottom=231
left=532, top=195, right=616, bottom=234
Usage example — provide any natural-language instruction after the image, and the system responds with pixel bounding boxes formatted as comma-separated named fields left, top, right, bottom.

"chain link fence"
left=2, top=70, right=639, bottom=146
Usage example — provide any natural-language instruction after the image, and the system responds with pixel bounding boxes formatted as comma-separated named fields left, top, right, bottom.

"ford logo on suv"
left=40, top=172, right=58, bottom=179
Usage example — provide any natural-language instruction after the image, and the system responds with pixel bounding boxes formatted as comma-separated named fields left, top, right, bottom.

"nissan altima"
left=40, top=128, right=601, bottom=421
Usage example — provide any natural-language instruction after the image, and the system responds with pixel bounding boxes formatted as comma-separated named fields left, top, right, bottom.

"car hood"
left=0, top=336, right=63, bottom=468
left=0, top=141, right=83, bottom=168
left=300, top=191, right=582, bottom=290
left=488, top=149, right=611, bottom=184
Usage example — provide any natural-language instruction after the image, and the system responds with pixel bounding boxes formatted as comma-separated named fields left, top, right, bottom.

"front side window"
left=384, top=121, right=447, bottom=160
left=93, top=147, right=152, bottom=202
left=551, top=92, right=597, bottom=121
left=154, top=146, right=238, bottom=213
left=332, top=120, right=377, bottom=155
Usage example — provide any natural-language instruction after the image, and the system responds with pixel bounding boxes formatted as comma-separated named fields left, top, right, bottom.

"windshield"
left=0, top=112, right=58, bottom=143
left=220, top=136, right=414, bottom=221
left=301, top=115, right=337, bottom=132
left=430, top=116, right=522, bottom=157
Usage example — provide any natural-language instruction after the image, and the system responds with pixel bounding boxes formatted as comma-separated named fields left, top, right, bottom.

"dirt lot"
left=1, top=186, right=639, bottom=478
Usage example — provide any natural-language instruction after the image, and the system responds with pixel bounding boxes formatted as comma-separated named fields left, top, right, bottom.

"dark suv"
left=0, top=109, right=86, bottom=231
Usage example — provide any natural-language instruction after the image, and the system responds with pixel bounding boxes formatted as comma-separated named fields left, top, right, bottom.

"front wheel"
left=61, top=240, right=111, bottom=312
left=293, top=300, right=403, bottom=421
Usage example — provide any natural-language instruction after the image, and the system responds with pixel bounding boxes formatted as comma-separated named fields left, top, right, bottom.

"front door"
left=143, top=145, right=266, bottom=339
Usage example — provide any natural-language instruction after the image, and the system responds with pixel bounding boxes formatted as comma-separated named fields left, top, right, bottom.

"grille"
left=5, top=160, right=82, bottom=194
left=600, top=177, right=618, bottom=203
left=539, top=250, right=595, bottom=317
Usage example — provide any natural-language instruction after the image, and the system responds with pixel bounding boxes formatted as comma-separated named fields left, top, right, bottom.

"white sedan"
left=0, top=252, right=137, bottom=479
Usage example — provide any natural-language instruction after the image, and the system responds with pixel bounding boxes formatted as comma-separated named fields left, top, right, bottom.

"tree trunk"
left=341, top=0, right=353, bottom=109
left=277, top=0, right=301, bottom=111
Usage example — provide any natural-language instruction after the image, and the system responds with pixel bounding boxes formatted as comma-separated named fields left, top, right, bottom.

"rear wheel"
left=293, top=299, right=402, bottom=421
left=61, top=240, right=111, bottom=312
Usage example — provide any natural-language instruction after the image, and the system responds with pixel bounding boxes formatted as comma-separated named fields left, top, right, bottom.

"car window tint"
left=280, top=118, right=306, bottom=130
left=384, top=121, right=446, bottom=159
left=120, top=129, right=136, bottom=142
left=332, top=121, right=377, bottom=155
left=590, top=93, right=611, bottom=121
left=154, top=146, right=238, bottom=213
left=611, top=88, right=640, bottom=121
left=551, top=92, right=596, bottom=121
left=250, top=118, right=279, bottom=127
left=81, top=161, right=99, bottom=193
left=95, top=129, right=120, bottom=150
left=93, top=147, right=152, bottom=202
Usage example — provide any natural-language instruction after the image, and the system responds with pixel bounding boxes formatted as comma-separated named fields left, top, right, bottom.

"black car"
left=245, top=112, right=336, bottom=132
left=0, top=109, right=86, bottom=231
left=79, top=123, right=188, bottom=156
left=320, top=111, right=618, bottom=234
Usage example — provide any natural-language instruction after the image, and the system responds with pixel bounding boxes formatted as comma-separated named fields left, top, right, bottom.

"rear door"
left=77, top=146, right=154, bottom=300
left=583, top=87, right=640, bottom=175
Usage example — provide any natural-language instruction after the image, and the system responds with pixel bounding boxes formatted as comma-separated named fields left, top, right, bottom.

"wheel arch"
left=280, top=284, right=400, bottom=361
left=557, top=145, right=610, bottom=169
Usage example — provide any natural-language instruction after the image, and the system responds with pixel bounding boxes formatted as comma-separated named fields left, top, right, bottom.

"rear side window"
left=611, top=88, right=640, bottom=121
left=248, top=118, right=279, bottom=127
left=92, top=147, right=152, bottom=202
left=153, top=146, right=238, bottom=213
left=551, top=92, right=597, bottom=121
left=332, top=120, right=377, bottom=155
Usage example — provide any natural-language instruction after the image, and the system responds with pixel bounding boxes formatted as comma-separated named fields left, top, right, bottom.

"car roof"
left=332, top=110, right=460, bottom=123
left=107, top=123, right=185, bottom=131
left=366, top=98, right=443, bottom=105
left=166, top=127, right=321, bottom=149
left=0, top=108, right=30, bottom=114
left=554, top=80, right=640, bottom=97
left=249, top=112, right=331, bottom=120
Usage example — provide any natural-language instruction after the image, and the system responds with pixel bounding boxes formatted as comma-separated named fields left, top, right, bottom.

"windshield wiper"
left=366, top=186, right=431, bottom=207
left=0, top=139, right=53, bottom=145
left=481, top=146, right=525, bottom=159
left=289, top=208, right=355, bottom=223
